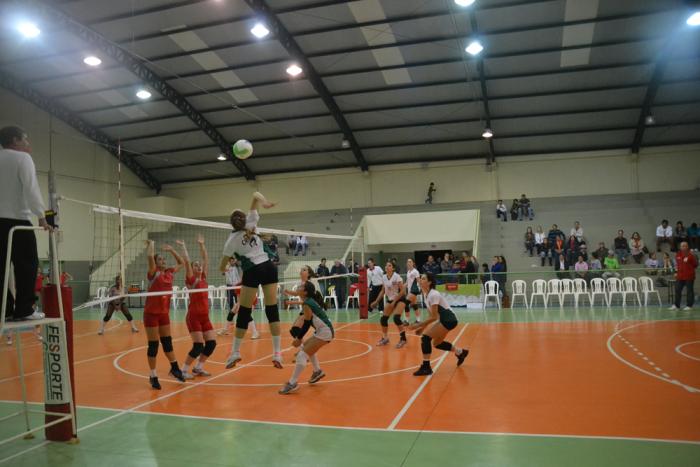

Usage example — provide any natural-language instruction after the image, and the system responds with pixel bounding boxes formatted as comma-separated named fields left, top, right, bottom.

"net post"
left=359, top=267, right=368, bottom=319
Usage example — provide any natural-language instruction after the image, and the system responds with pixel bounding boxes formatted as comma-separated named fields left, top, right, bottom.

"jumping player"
left=371, top=261, right=408, bottom=348
left=220, top=192, right=281, bottom=369
left=144, top=239, right=186, bottom=389
left=179, top=236, right=217, bottom=379
left=410, top=272, right=468, bottom=376
left=98, top=274, right=138, bottom=334
left=279, top=282, right=333, bottom=394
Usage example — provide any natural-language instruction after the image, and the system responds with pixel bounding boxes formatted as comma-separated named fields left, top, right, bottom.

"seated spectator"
left=688, top=222, right=699, bottom=251
left=579, top=242, right=589, bottom=261
left=510, top=199, right=519, bottom=221
left=574, top=255, right=589, bottom=279
left=440, top=252, right=453, bottom=273
left=673, top=221, right=687, bottom=252
left=423, top=255, right=441, bottom=275
left=496, top=199, right=507, bottom=222
left=570, top=221, right=584, bottom=242
left=594, top=242, right=608, bottom=265
left=602, top=250, right=621, bottom=279
left=656, top=252, right=676, bottom=287
left=589, top=252, right=602, bottom=276
left=645, top=252, right=659, bottom=276
left=547, top=224, right=565, bottom=244
left=286, top=229, right=296, bottom=255
left=518, top=194, right=533, bottom=221
left=613, top=230, right=630, bottom=264
left=294, top=235, right=308, bottom=256
left=565, top=234, right=580, bottom=265
left=553, top=236, right=565, bottom=264
left=540, top=238, right=553, bottom=266
left=524, top=227, right=535, bottom=257
left=534, top=225, right=545, bottom=254
left=656, top=219, right=674, bottom=252
left=554, top=254, right=570, bottom=278
left=629, top=232, right=645, bottom=264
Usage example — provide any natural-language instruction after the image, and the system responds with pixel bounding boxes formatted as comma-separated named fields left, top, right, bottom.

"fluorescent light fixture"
left=217, top=154, right=227, bottom=161
left=136, top=89, right=152, bottom=100
left=465, top=40, right=484, bottom=56
left=17, top=22, right=40, bottom=38
left=251, top=22, right=270, bottom=38
left=455, top=0, right=476, bottom=6
left=687, top=11, right=700, bottom=26
left=482, top=128, right=493, bottom=139
left=286, top=64, right=303, bottom=76
left=83, top=56, right=102, bottom=67
left=645, top=115, right=656, bottom=125
left=341, top=139, right=350, bottom=148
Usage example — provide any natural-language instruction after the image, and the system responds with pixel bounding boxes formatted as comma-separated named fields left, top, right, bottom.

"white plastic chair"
left=172, top=286, right=189, bottom=310
left=208, top=285, right=216, bottom=309
left=256, top=285, right=265, bottom=310
left=510, top=280, right=528, bottom=309
left=345, top=287, right=359, bottom=309
left=530, top=279, right=547, bottom=308
left=546, top=279, right=563, bottom=307
left=638, top=276, right=662, bottom=307
left=606, top=277, right=624, bottom=307
left=573, top=278, right=591, bottom=307
left=171, top=285, right=180, bottom=310
left=216, top=285, right=228, bottom=310
left=590, top=278, right=607, bottom=306
left=483, top=280, right=501, bottom=309
left=621, top=277, right=641, bottom=307
left=285, top=285, right=302, bottom=311
left=560, top=279, right=575, bottom=306
left=95, top=286, right=108, bottom=312
left=324, top=285, right=339, bottom=310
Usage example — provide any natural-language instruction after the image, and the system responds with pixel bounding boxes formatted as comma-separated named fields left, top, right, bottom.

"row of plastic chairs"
left=484, top=276, right=662, bottom=309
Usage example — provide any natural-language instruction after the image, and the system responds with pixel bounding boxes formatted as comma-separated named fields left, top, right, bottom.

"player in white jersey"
left=403, top=259, right=422, bottom=326
left=371, top=262, right=408, bottom=348
left=410, top=272, right=468, bottom=375
left=220, top=192, right=282, bottom=369
left=366, top=258, right=384, bottom=313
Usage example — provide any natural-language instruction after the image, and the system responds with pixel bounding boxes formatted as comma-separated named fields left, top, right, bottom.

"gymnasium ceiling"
left=1, top=0, right=699, bottom=191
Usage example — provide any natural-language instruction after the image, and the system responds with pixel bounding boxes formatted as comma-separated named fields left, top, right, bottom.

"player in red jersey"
left=179, top=235, right=217, bottom=379
left=144, top=239, right=186, bottom=389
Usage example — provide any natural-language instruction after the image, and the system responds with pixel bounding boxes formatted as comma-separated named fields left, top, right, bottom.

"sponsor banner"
left=42, top=323, right=70, bottom=404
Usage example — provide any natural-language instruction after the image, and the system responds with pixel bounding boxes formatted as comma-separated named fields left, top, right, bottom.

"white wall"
left=0, top=89, right=153, bottom=260
left=162, top=144, right=700, bottom=217
left=364, top=210, right=479, bottom=247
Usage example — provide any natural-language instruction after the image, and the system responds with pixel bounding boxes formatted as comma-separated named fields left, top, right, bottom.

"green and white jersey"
left=303, top=298, right=334, bottom=337
left=222, top=210, right=271, bottom=272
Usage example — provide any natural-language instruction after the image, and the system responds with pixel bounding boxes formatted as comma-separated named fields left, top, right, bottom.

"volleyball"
left=232, top=139, right=254, bottom=159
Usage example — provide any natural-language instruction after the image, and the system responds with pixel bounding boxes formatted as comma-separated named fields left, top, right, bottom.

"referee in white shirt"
left=366, top=258, right=384, bottom=312
left=0, top=126, right=50, bottom=321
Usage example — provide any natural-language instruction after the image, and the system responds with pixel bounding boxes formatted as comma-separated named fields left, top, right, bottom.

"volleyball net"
left=60, top=197, right=364, bottom=312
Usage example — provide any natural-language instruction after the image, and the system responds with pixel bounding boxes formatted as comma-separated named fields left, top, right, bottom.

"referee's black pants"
left=0, top=218, right=39, bottom=319
left=368, top=284, right=383, bottom=312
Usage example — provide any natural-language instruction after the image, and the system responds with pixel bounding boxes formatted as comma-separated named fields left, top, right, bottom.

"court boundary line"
left=387, top=323, right=470, bottom=430
left=675, top=340, right=700, bottom=362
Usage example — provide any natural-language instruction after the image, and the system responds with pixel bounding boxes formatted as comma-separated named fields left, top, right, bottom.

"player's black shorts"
left=241, top=261, right=278, bottom=288
left=438, top=306, right=458, bottom=330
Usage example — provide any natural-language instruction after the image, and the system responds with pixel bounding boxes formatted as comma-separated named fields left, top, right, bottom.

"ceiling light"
left=286, top=64, right=303, bottom=76
left=465, top=40, right=484, bottom=56
left=251, top=22, right=270, bottom=38
left=482, top=128, right=493, bottom=139
left=217, top=154, right=227, bottom=161
left=136, top=89, right=152, bottom=100
left=83, top=56, right=102, bottom=67
left=341, top=139, right=350, bottom=149
left=17, top=22, right=40, bottom=38
left=687, top=11, right=700, bottom=26
left=645, top=115, right=656, bottom=125
left=455, top=0, right=476, bottom=6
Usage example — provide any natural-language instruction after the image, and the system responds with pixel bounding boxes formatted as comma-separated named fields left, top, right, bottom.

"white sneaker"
left=20, top=310, right=45, bottom=321
left=668, top=305, right=679, bottom=311
left=97, top=329, right=104, bottom=335
left=225, top=353, right=242, bottom=369
left=683, top=306, right=692, bottom=311
left=182, top=371, right=194, bottom=380
left=131, top=326, right=139, bottom=333
left=251, top=333, right=261, bottom=340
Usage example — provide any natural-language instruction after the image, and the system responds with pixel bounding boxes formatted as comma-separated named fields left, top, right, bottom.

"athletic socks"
left=249, top=320, right=258, bottom=335
left=289, top=362, right=305, bottom=385
left=232, top=336, right=243, bottom=355
left=182, top=363, right=190, bottom=372
left=149, top=369, right=157, bottom=377
left=272, top=335, right=281, bottom=354
left=310, top=354, right=321, bottom=372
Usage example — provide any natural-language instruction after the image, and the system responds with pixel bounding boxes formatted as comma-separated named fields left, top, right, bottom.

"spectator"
left=480, top=263, right=491, bottom=285
left=656, top=219, right=673, bottom=252
left=518, top=194, right=533, bottom=221
left=0, top=126, right=49, bottom=321
left=499, top=256, right=508, bottom=287
left=574, top=255, right=588, bottom=279
left=423, top=255, right=440, bottom=275
left=390, top=257, right=401, bottom=274
left=466, top=254, right=478, bottom=284
left=570, top=221, right=584, bottom=242
left=490, top=256, right=505, bottom=291
left=263, top=233, right=279, bottom=265
left=295, top=235, right=309, bottom=256
left=524, top=227, right=535, bottom=257
left=496, top=199, right=507, bottom=222
left=613, top=230, right=630, bottom=264
left=553, top=235, right=565, bottom=265
left=554, top=254, right=570, bottom=279
left=425, top=182, right=436, bottom=204
left=656, top=252, right=676, bottom=287
left=534, top=226, right=545, bottom=255
left=688, top=222, right=699, bottom=251
left=564, top=234, right=580, bottom=266
left=440, top=252, right=453, bottom=284
left=579, top=242, right=589, bottom=261
left=366, top=258, right=384, bottom=313
left=670, top=241, right=697, bottom=311
left=589, top=252, right=602, bottom=277
left=329, top=259, right=348, bottom=306
left=629, top=232, right=645, bottom=264
left=547, top=224, right=565, bottom=244
left=540, top=238, right=553, bottom=267
left=223, top=257, right=241, bottom=312
left=645, top=252, right=659, bottom=276
left=602, top=250, right=621, bottom=279
left=285, top=229, right=296, bottom=255
left=316, top=258, right=330, bottom=296
left=673, top=221, right=688, bottom=252
left=510, top=199, right=519, bottom=221
left=594, top=242, right=608, bottom=266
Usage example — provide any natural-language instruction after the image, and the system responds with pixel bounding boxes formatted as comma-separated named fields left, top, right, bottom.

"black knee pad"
left=290, top=326, right=302, bottom=338
left=411, top=304, right=419, bottom=311
left=226, top=311, right=235, bottom=322
left=147, top=340, right=159, bottom=357
left=421, top=335, right=432, bottom=354
left=235, top=306, right=253, bottom=330
left=265, top=304, right=279, bottom=323
left=435, top=341, right=453, bottom=351
left=380, top=315, right=389, bottom=327
left=188, top=342, right=204, bottom=359
left=160, top=335, right=174, bottom=353
left=203, top=339, right=217, bottom=357
left=393, top=314, right=403, bottom=326
left=102, top=315, right=110, bottom=322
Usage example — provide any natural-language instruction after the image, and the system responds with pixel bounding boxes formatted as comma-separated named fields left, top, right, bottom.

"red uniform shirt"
left=60, top=272, right=69, bottom=285
left=676, top=251, right=698, bottom=281
left=34, top=273, right=44, bottom=293
left=144, top=268, right=174, bottom=314
left=186, top=273, right=209, bottom=316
